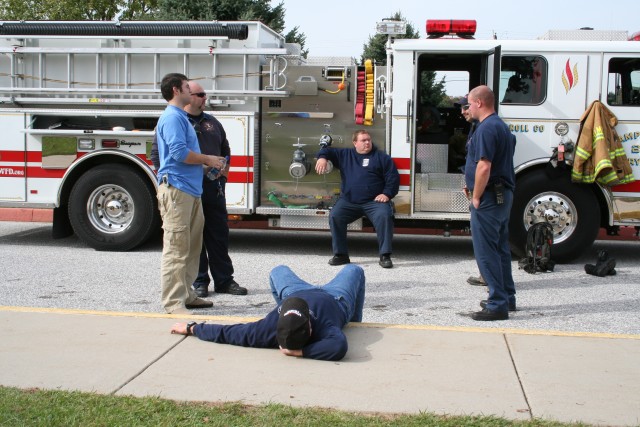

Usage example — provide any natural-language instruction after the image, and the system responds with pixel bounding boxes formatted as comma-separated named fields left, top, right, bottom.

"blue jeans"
left=269, top=264, right=366, bottom=322
left=470, top=189, right=516, bottom=312
left=330, top=198, right=394, bottom=256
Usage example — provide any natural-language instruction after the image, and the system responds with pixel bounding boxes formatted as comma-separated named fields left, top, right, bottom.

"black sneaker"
left=185, top=297, right=213, bottom=309
left=480, top=299, right=516, bottom=312
left=471, top=308, right=509, bottom=321
left=379, top=254, right=393, bottom=269
left=328, top=254, right=350, bottom=266
left=193, top=285, right=209, bottom=298
left=215, top=280, right=248, bottom=296
left=585, top=259, right=617, bottom=277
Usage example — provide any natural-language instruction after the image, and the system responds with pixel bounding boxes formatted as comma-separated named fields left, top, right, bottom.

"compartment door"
left=0, top=113, right=26, bottom=202
left=217, top=113, right=255, bottom=214
left=482, top=45, right=502, bottom=112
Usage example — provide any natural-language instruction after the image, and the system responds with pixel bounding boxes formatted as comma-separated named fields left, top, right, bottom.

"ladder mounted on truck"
left=0, top=20, right=292, bottom=106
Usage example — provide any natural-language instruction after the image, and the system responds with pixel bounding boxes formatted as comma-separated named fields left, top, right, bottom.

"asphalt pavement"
left=0, top=221, right=639, bottom=335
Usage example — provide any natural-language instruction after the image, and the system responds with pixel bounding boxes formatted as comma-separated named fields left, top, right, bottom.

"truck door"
left=482, top=45, right=502, bottom=111
left=0, top=113, right=26, bottom=202
left=215, top=112, right=255, bottom=215
left=601, top=52, right=640, bottom=222
left=411, top=44, right=501, bottom=216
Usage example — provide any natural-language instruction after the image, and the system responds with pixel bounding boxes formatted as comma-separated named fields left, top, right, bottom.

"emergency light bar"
left=426, top=19, right=477, bottom=38
left=376, top=20, right=407, bottom=35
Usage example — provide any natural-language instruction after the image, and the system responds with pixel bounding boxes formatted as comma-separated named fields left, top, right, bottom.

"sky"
left=279, top=0, right=638, bottom=58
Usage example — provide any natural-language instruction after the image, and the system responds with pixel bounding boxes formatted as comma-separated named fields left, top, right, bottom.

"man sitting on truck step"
left=315, top=130, right=400, bottom=269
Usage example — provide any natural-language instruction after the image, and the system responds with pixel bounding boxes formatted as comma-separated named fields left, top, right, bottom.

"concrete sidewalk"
left=0, top=307, right=639, bottom=426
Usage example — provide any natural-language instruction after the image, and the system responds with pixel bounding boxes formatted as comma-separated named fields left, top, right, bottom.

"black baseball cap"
left=276, top=297, right=311, bottom=350
left=454, top=95, right=469, bottom=108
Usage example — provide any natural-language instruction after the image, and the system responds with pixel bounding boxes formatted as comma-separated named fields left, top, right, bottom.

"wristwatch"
left=186, top=321, right=197, bottom=336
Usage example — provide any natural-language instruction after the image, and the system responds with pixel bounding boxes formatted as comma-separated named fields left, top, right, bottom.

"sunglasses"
left=461, top=104, right=470, bottom=111
left=191, top=92, right=207, bottom=98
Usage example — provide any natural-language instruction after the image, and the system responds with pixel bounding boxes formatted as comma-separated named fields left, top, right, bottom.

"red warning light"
left=426, top=20, right=477, bottom=39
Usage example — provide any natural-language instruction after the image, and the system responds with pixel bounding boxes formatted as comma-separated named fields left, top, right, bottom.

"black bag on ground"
left=518, top=222, right=555, bottom=274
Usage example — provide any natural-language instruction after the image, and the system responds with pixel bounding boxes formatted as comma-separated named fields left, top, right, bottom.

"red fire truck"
left=0, top=19, right=638, bottom=260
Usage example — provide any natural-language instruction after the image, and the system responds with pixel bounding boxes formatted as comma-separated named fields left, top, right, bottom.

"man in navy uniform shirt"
left=315, top=130, right=399, bottom=268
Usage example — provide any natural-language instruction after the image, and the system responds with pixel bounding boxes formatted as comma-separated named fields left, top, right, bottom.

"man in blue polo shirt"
left=464, top=85, right=517, bottom=321
left=156, top=73, right=226, bottom=314
left=315, top=130, right=399, bottom=268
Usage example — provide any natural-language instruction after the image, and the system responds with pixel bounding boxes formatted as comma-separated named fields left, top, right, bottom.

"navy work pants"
left=329, top=198, right=394, bottom=256
left=470, top=189, right=516, bottom=312
left=193, top=178, right=234, bottom=289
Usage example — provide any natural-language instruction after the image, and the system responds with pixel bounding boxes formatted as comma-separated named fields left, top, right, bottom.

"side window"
left=607, top=58, right=640, bottom=106
left=499, top=56, right=547, bottom=105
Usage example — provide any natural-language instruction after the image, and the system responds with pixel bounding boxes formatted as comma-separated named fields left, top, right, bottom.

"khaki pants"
left=157, top=184, right=204, bottom=313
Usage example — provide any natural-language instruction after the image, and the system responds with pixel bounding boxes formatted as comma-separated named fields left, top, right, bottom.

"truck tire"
left=509, top=170, right=600, bottom=263
left=68, top=164, right=159, bottom=251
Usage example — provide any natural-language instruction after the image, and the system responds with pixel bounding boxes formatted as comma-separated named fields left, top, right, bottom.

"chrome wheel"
left=523, top=191, right=577, bottom=245
left=87, top=184, right=135, bottom=234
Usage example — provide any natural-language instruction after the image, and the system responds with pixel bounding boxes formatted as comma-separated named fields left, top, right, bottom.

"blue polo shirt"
left=464, top=113, right=516, bottom=191
left=156, top=105, right=203, bottom=197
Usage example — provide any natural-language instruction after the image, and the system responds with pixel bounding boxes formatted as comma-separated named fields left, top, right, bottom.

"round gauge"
left=554, top=122, right=569, bottom=136
left=289, top=162, right=307, bottom=178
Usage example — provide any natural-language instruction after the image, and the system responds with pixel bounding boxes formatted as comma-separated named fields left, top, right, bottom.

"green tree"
left=0, top=0, right=155, bottom=20
left=153, top=0, right=306, bottom=55
left=154, top=0, right=282, bottom=29
left=419, top=70, right=447, bottom=107
left=284, top=26, right=308, bottom=58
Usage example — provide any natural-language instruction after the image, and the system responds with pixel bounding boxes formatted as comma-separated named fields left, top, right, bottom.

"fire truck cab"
left=0, top=20, right=638, bottom=260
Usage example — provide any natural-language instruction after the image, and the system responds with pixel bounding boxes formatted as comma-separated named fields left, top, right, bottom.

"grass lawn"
left=0, top=386, right=590, bottom=427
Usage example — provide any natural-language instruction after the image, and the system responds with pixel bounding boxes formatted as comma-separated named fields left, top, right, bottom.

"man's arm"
left=472, top=158, right=491, bottom=209
left=378, top=154, right=400, bottom=201
left=171, top=311, right=279, bottom=349
left=183, top=151, right=225, bottom=168
left=161, top=117, right=224, bottom=169
left=221, top=137, right=231, bottom=178
left=150, top=135, right=160, bottom=171
left=301, top=326, right=348, bottom=361
left=315, top=147, right=339, bottom=174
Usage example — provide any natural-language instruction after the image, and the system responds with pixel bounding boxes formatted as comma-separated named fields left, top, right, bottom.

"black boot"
left=594, top=258, right=616, bottom=277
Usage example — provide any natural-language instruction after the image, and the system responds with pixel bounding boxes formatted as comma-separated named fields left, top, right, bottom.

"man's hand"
left=279, top=347, right=303, bottom=357
left=204, top=155, right=225, bottom=169
left=170, top=322, right=189, bottom=335
left=374, top=194, right=389, bottom=203
left=472, top=196, right=481, bottom=209
left=463, top=186, right=470, bottom=200
left=315, top=158, right=328, bottom=174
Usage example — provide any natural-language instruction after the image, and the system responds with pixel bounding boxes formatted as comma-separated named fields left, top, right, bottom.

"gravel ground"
left=1, top=222, right=638, bottom=335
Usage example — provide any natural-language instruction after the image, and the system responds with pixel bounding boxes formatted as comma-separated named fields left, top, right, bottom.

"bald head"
left=185, top=81, right=207, bottom=115
left=467, top=85, right=496, bottom=122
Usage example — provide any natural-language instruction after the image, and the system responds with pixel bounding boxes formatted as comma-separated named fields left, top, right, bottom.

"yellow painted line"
left=351, top=322, right=640, bottom=340
left=2, top=305, right=639, bottom=340
left=0, top=306, right=262, bottom=322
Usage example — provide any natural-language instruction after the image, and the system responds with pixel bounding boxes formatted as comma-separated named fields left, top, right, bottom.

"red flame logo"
left=562, top=59, right=579, bottom=93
